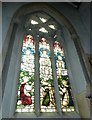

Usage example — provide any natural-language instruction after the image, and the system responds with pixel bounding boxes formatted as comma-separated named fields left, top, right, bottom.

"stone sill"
left=14, top=112, right=80, bottom=118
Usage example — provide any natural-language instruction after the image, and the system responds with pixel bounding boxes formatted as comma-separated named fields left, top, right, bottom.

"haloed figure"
left=42, top=84, right=55, bottom=107
left=59, top=80, right=74, bottom=107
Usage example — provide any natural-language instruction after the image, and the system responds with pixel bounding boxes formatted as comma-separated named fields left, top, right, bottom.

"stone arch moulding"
left=7, top=3, right=90, bottom=85
left=2, top=2, right=90, bottom=118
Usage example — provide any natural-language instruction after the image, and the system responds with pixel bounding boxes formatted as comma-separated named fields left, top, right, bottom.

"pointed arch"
left=3, top=2, right=90, bottom=85
left=2, top=3, right=89, bottom=118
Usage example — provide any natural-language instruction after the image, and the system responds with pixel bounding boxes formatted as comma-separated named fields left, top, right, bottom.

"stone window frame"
left=2, top=3, right=89, bottom=118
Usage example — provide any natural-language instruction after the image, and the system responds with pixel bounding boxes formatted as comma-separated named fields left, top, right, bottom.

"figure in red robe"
left=20, top=83, right=32, bottom=105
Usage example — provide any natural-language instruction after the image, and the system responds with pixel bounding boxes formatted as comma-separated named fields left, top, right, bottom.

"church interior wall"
left=1, top=2, right=91, bottom=119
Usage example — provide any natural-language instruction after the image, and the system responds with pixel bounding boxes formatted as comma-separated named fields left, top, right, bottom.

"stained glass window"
left=39, top=38, right=56, bottom=112
left=16, top=12, right=75, bottom=114
left=54, top=41, right=75, bottom=112
left=16, top=35, right=35, bottom=112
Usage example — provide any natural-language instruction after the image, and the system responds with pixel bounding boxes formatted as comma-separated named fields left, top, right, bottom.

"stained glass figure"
left=54, top=41, right=75, bottom=112
left=16, top=35, right=35, bottom=112
left=39, top=38, right=56, bottom=112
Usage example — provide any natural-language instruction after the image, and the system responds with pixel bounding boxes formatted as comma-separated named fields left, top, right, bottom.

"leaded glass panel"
left=16, top=35, right=35, bottom=112
left=39, top=38, right=56, bottom=112
left=54, top=41, right=75, bottom=112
